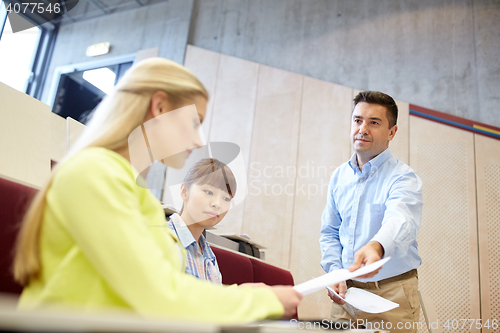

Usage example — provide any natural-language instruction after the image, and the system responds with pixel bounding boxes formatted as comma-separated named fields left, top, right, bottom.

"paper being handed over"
left=326, top=286, right=399, bottom=313
left=293, top=257, right=391, bottom=296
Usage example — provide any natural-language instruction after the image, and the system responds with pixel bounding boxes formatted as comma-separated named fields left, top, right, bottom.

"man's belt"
left=346, top=269, right=417, bottom=290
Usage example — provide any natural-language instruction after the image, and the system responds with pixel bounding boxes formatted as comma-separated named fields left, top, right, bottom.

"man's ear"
left=149, top=91, right=170, bottom=118
left=388, top=125, right=398, bottom=141
left=180, top=183, right=188, bottom=201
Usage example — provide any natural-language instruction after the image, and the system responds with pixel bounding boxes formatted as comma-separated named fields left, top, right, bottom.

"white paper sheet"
left=293, top=257, right=391, bottom=296
left=326, top=286, right=399, bottom=313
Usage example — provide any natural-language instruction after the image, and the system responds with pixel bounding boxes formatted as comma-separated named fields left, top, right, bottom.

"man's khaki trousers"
left=330, top=275, right=420, bottom=333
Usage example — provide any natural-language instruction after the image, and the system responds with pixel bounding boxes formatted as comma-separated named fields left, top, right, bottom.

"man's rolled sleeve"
left=371, top=171, right=423, bottom=259
left=371, top=232, right=396, bottom=258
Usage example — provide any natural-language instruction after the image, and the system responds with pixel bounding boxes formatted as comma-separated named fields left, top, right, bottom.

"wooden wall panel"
left=206, top=54, right=259, bottom=235
left=290, top=77, right=352, bottom=319
left=0, top=82, right=50, bottom=188
left=352, top=89, right=361, bottom=102
left=67, top=117, right=85, bottom=151
left=391, top=100, right=409, bottom=164
left=183, top=45, right=220, bottom=142
left=241, top=65, right=303, bottom=269
left=349, top=89, right=359, bottom=157
left=209, top=54, right=258, bottom=166
left=475, top=134, right=500, bottom=333
left=410, top=116, right=480, bottom=333
left=50, top=113, right=67, bottom=162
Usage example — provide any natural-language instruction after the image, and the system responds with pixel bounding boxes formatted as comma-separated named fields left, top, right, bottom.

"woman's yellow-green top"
left=18, top=147, right=283, bottom=324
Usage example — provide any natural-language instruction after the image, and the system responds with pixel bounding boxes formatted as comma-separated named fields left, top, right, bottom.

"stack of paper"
left=327, top=286, right=399, bottom=313
left=293, top=257, right=398, bottom=314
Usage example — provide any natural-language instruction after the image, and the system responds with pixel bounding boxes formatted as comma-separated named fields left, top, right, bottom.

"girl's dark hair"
left=183, top=158, right=237, bottom=197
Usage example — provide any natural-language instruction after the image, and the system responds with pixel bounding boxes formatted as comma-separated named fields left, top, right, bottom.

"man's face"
left=350, top=102, right=397, bottom=162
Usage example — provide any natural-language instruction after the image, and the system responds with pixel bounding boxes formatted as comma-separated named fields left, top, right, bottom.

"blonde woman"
left=13, top=58, right=301, bottom=324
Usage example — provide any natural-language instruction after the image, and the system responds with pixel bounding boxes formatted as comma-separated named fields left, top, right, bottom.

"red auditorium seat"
left=0, top=177, right=37, bottom=295
left=211, top=246, right=254, bottom=285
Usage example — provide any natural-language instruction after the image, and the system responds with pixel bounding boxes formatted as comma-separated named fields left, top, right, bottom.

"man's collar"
left=348, top=153, right=359, bottom=172
left=370, top=148, right=392, bottom=169
left=348, top=148, right=392, bottom=173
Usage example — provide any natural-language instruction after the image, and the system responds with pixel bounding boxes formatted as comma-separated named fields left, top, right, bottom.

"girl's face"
left=142, top=95, right=207, bottom=169
left=167, top=95, right=207, bottom=168
left=181, top=182, right=232, bottom=229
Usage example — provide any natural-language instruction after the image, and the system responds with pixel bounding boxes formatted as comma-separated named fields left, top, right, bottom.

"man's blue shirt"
left=319, top=148, right=423, bottom=281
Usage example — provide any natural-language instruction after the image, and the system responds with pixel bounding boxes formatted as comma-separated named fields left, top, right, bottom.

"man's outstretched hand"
left=348, top=241, right=384, bottom=279
left=327, top=281, right=347, bottom=305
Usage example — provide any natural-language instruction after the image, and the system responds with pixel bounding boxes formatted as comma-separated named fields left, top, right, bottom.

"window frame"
left=0, top=0, right=58, bottom=99
left=26, top=21, right=58, bottom=99
left=0, top=1, right=7, bottom=38
left=46, top=53, right=137, bottom=109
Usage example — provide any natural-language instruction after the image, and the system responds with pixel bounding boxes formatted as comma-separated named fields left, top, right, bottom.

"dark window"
left=52, top=62, right=133, bottom=123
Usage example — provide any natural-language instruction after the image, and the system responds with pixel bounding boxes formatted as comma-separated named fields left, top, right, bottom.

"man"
left=319, top=91, right=423, bottom=333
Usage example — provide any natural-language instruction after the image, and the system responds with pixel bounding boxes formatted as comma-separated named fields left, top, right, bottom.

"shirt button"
left=359, top=179, right=364, bottom=183
left=355, top=199, right=358, bottom=203
left=349, top=240, right=352, bottom=244
left=349, top=260, right=352, bottom=263
left=372, top=171, right=375, bottom=174
left=351, top=220, right=355, bottom=224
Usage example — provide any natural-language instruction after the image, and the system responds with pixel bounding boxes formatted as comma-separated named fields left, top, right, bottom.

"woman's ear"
left=149, top=91, right=171, bottom=118
left=180, top=183, right=188, bottom=201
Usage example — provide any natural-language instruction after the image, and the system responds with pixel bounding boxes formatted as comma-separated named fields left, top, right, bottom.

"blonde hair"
left=13, top=58, right=208, bottom=285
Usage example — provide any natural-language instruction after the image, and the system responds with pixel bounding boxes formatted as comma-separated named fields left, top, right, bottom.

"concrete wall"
left=188, top=0, right=500, bottom=127
left=41, top=0, right=194, bottom=104
left=42, top=0, right=499, bottom=126
left=61, top=0, right=171, bottom=22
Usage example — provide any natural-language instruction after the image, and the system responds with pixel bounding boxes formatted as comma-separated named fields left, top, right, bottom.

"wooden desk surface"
left=0, top=294, right=215, bottom=333
left=0, top=294, right=377, bottom=332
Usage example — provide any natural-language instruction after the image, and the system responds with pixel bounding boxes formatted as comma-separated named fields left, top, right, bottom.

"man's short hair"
left=353, top=91, right=398, bottom=128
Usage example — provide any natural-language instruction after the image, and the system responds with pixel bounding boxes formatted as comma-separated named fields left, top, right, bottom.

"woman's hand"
left=238, top=282, right=268, bottom=288
left=269, top=286, right=302, bottom=318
